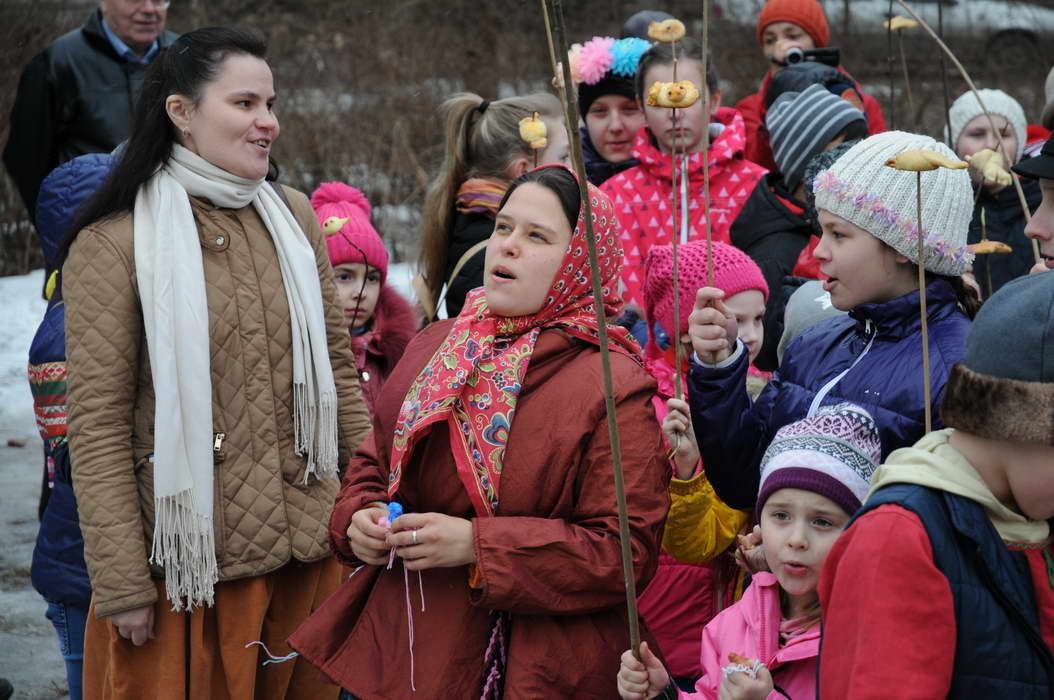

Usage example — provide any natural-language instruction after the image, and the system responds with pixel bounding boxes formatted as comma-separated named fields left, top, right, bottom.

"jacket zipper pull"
left=213, top=432, right=226, bottom=462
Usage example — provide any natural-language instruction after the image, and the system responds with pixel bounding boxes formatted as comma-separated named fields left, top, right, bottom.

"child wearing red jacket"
left=819, top=272, right=1054, bottom=698
left=601, top=39, right=766, bottom=311
left=311, top=182, right=418, bottom=415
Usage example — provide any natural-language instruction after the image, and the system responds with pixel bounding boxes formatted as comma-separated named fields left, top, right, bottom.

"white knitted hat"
left=946, top=89, right=1027, bottom=164
left=813, top=130, right=974, bottom=276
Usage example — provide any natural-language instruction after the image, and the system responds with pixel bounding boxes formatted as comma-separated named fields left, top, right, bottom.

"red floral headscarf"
left=388, top=167, right=639, bottom=517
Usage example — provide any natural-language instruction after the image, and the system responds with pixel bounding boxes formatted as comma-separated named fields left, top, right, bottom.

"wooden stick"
left=981, top=207, right=993, bottom=299
left=539, top=0, right=562, bottom=94
left=887, top=0, right=896, bottom=130
left=897, top=32, right=915, bottom=129
left=916, top=170, right=933, bottom=433
left=896, top=0, right=1041, bottom=265
left=670, top=40, right=684, bottom=401
left=545, top=0, right=641, bottom=656
left=702, top=0, right=714, bottom=286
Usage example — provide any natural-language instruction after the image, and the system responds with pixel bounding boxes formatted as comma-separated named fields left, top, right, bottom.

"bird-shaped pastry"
left=969, top=240, right=1013, bottom=255
left=322, top=216, right=349, bottom=235
left=885, top=150, right=968, bottom=171
left=885, top=16, right=919, bottom=30
left=965, top=148, right=1013, bottom=188
left=646, top=80, right=701, bottom=109
left=648, top=18, right=686, bottom=43
left=519, top=112, right=548, bottom=149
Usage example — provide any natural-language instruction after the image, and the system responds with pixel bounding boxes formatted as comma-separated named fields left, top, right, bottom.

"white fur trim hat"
left=946, top=89, right=1027, bottom=164
left=813, top=130, right=974, bottom=276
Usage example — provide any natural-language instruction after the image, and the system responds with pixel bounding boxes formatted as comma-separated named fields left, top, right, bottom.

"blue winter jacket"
left=687, top=279, right=971, bottom=509
left=29, top=152, right=113, bottom=607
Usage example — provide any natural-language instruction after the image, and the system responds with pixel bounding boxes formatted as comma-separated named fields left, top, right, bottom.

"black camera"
left=781, top=47, right=841, bottom=68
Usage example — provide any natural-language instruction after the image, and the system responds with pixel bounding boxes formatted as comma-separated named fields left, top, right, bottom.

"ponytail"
left=417, top=91, right=562, bottom=306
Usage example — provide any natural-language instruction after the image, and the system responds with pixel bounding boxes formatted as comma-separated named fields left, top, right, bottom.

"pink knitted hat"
left=643, top=241, right=769, bottom=341
left=310, top=182, right=389, bottom=282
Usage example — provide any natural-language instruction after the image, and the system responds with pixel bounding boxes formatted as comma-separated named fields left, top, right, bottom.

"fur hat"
left=758, top=402, right=882, bottom=516
left=940, top=271, right=1054, bottom=446
left=757, top=0, right=830, bottom=48
left=311, top=182, right=389, bottom=282
left=643, top=241, right=768, bottom=345
left=947, top=89, right=1027, bottom=164
left=812, top=131, right=974, bottom=276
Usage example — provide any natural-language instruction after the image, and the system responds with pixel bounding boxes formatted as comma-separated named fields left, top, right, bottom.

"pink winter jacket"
left=600, top=108, right=767, bottom=308
left=684, top=572, right=820, bottom=700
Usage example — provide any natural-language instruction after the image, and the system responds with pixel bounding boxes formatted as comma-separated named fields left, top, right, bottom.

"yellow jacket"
left=663, top=471, right=751, bottom=564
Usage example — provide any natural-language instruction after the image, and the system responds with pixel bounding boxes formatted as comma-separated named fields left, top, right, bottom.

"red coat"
left=349, top=285, right=419, bottom=415
left=735, top=70, right=887, bottom=172
left=819, top=505, right=1054, bottom=698
left=601, top=108, right=767, bottom=308
left=289, top=322, right=671, bottom=699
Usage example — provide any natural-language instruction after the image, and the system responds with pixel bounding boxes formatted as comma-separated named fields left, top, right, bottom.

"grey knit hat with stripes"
left=766, top=83, right=866, bottom=192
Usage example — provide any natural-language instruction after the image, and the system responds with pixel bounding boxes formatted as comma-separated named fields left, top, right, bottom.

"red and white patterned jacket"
left=601, top=107, right=767, bottom=308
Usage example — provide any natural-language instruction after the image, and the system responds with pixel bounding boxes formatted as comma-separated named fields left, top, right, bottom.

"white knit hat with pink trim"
left=812, top=130, right=974, bottom=276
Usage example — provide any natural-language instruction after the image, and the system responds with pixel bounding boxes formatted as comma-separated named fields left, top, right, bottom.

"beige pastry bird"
left=322, top=216, right=349, bottom=235
left=518, top=112, right=548, bottom=150
left=965, top=148, right=1013, bottom=188
left=885, top=150, right=968, bottom=171
left=969, top=240, right=1013, bottom=255
left=648, top=18, right=686, bottom=43
left=646, top=80, right=701, bottom=109
left=885, top=16, right=919, bottom=30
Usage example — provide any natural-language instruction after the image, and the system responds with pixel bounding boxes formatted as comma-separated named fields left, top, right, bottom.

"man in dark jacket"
left=3, top=0, right=177, bottom=222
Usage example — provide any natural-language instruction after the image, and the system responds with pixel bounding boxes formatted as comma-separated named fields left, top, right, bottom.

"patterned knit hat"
left=758, top=403, right=882, bottom=516
left=643, top=241, right=768, bottom=343
left=946, top=89, right=1027, bottom=164
left=570, top=36, right=652, bottom=119
left=812, top=130, right=974, bottom=276
left=767, top=83, right=866, bottom=192
left=757, top=0, right=830, bottom=48
left=311, top=182, right=389, bottom=283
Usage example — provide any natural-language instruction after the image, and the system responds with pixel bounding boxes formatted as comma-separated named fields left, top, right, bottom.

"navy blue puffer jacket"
left=29, top=152, right=112, bottom=607
left=687, top=279, right=971, bottom=509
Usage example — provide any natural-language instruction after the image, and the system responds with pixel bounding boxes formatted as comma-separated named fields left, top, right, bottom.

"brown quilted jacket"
left=63, top=185, right=371, bottom=618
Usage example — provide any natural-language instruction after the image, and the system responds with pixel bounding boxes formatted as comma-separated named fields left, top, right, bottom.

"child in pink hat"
left=311, top=182, right=419, bottom=414
left=634, top=241, right=768, bottom=687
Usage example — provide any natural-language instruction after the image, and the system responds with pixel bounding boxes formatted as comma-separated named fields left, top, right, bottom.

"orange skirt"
left=83, top=557, right=341, bottom=700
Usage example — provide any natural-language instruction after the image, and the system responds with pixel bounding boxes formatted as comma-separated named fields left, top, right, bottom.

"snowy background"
left=0, top=270, right=67, bottom=698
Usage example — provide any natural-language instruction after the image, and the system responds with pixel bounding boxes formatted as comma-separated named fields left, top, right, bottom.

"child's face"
left=761, top=21, right=816, bottom=67
left=956, top=114, right=1019, bottom=170
left=724, top=289, right=765, bottom=364
left=585, top=95, right=645, bottom=164
left=1005, top=444, right=1054, bottom=520
left=1024, top=180, right=1054, bottom=271
left=814, top=210, right=918, bottom=310
left=760, top=488, right=849, bottom=616
left=333, top=262, right=382, bottom=331
left=641, top=61, right=720, bottom=154
left=538, top=118, right=571, bottom=167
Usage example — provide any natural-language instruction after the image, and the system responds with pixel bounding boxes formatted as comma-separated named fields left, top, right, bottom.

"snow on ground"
left=0, top=269, right=68, bottom=698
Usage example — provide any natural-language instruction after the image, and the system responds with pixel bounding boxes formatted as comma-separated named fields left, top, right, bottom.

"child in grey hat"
left=820, top=271, right=1054, bottom=697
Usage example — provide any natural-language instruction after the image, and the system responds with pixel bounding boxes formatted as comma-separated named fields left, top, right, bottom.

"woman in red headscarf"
left=290, top=166, right=670, bottom=700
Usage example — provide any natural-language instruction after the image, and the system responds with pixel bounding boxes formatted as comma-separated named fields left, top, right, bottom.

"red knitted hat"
left=643, top=241, right=769, bottom=341
left=757, top=0, right=830, bottom=48
left=311, top=182, right=389, bottom=283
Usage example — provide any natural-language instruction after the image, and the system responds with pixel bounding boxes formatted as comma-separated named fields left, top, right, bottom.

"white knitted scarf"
left=134, top=145, right=338, bottom=611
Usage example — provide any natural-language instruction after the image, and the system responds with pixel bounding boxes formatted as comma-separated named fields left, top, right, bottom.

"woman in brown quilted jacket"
left=60, top=27, right=370, bottom=699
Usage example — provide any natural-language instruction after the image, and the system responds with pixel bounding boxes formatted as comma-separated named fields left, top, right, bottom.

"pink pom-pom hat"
left=311, top=181, right=389, bottom=282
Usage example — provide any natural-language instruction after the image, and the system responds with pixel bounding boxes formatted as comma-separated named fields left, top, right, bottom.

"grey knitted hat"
left=812, top=131, right=975, bottom=276
left=778, top=279, right=848, bottom=364
left=766, top=83, right=866, bottom=192
left=941, top=271, right=1054, bottom=446
left=946, top=89, right=1027, bottom=164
